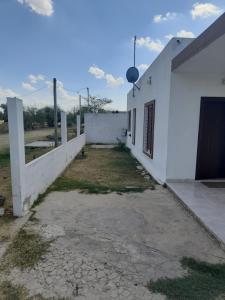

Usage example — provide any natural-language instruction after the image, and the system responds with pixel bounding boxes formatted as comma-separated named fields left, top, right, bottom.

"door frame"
left=196, top=97, right=225, bottom=180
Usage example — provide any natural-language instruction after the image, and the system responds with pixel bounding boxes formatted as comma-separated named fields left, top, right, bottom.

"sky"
left=0, top=0, right=224, bottom=111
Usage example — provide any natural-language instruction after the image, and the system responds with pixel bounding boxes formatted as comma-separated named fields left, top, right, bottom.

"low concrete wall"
left=24, top=134, right=85, bottom=211
left=85, top=112, right=128, bottom=144
left=7, top=97, right=85, bottom=216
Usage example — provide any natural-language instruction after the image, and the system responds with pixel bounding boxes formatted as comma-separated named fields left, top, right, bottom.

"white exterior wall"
left=167, top=72, right=225, bottom=180
left=127, top=38, right=193, bottom=183
left=24, top=134, right=85, bottom=211
left=85, top=113, right=128, bottom=144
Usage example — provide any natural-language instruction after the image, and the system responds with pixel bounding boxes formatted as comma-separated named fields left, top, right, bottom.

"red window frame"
left=143, top=100, right=155, bottom=159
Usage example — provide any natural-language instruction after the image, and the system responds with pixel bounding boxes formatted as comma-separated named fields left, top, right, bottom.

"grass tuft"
left=1, top=228, right=51, bottom=271
left=32, top=190, right=50, bottom=209
left=0, top=280, right=68, bottom=300
left=0, top=151, right=10, bottom=167
left=148, top=257, right=225, bottom=300
left=0, top=281, right=28, bottom=300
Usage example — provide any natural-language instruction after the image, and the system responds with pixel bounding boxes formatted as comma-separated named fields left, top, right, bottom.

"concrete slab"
left=167, top=181, right=225, bottom=248
left=1, top=187, right=225, bottom=299
left=25, top=141, right=55, bottom=148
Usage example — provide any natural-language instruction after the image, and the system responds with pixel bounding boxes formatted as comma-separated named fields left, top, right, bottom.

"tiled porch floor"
left=167, top=181, right=225, bottom=248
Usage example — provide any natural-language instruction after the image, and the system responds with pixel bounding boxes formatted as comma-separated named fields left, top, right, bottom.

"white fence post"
left=7, top=97, right=25, bottom=216
left=61, top=111, right=67, bottom=144
left=77, top=115, right=81, bottom=136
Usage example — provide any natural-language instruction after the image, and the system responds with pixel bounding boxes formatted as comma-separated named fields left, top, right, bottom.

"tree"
left=0, top=104, right=7, bottom=122
left=85, top=96, right=112, bottom=113
left=67, top=109, right=77, bottom=127
left=23, top=107, right=37, bottom=130
left=35, top=106, right=60, bottom=128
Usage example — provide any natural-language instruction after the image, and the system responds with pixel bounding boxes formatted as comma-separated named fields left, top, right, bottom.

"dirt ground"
left=0, top=128, right=54, bottom=151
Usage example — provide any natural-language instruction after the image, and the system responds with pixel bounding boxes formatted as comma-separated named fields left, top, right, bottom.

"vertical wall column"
left=7, top=98, right=25, bottom=216
left=61, top=111, right=67, bottom=144
left=77, top=115, right=81, bottom=136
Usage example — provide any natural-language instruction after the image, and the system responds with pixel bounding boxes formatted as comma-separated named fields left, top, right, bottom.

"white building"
left=127, top=13, right=225, bottom=184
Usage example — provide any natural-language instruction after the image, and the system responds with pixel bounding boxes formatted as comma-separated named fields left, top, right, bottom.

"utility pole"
left=53, top=78, right=58, bottom=148
left=79, top=94, right=81, bottom=114
left=87, top=87, right=90, bottom=111
left=133, top=36, right=136, bottom=98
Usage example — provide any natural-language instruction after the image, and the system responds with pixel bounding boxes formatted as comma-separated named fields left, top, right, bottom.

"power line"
left=20, top=85, right=48, bottom=98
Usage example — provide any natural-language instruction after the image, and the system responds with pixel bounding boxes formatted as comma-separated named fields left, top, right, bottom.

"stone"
left=0, top=195, right=5, bottom=206
left=0, top=207, right=5, bottom=216
left=136, top=165, right=143, bottom=170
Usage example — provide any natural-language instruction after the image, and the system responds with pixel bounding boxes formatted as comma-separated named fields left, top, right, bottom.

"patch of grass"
left=0, top=280, right=67, bottom=300
left=0, top=151, right=10, bottom=167
left=0, top=216, right=16, bottom=241
left=28, top=211, right=40, bottom=223
left=31, top=147, right=155, bottom=207
left=56, top=147, right=155, bottom=194
left=1, top=228, right=51, bottom=271
left=0, top=280, right=28, bottom=300
left=113, top=140, right=130, bottom=153
left=32, top=190, right=50, bottom=209
left=148, top=257, right=225, bottom=300
left=50, top=177, right=146, bottom=194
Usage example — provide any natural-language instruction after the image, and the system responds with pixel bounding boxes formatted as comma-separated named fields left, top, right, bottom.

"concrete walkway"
left=167, top=181, right=225, bottom=248
left=2, top=187, right=225, bottom=299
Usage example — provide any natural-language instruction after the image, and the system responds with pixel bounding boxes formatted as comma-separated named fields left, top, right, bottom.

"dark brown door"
left=196, top=97, right=225, bottom=180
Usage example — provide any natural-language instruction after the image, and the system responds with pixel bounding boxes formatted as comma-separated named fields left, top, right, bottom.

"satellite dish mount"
left=126, top=36, right=140, bottom=97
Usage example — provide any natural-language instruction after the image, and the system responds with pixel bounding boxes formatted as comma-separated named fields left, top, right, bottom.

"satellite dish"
left=126, top=36, right=140, bottom=96
left=126, top=67, right=139, bottom=83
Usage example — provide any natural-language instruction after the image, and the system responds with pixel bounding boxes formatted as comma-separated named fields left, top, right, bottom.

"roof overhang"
left=172, top=13, right=225, bottom=73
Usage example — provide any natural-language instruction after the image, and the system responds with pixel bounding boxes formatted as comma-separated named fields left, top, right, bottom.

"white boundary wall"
left=7, top=98, right=85, bottom=216
left=85, top=112, right=128, bottom=144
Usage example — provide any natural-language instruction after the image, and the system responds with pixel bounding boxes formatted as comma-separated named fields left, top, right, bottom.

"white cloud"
left=136, top=37, right=164, bottom=53
left=165, top=34, right=174, bottom=40
left=44, top=80, right=52, bottom=88
left=88, top=65, right=105, bottom=79
left=166, top=30, right=196, bottom=39
left=88, top=65, right=124, bottom=88
left=177, top=30, right=196, bottom=38
left=138, top=64, right=149, bottom=72
left=22, top=82, right=36, bottom=91
left=0, top=87, right=19, bottom=101
left=191, top=2, right=222, bottom=19
left=17, top=0, right=54, bottom=16
left=153, top=12, right=177, bottom=23
left=105, top=74, right=124, bottom=88
left=0, top=79, right=78, bottom=111
left=28, top=74, right=45, bottom=84
left=55, top=80, right=78, bottom=105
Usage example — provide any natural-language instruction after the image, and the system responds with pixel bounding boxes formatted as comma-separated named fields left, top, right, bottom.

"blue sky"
left=0, top=0, right=224, bottom=111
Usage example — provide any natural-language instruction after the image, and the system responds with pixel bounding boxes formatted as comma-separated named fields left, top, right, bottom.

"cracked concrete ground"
left=1, top=187, right=225, bottom=299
